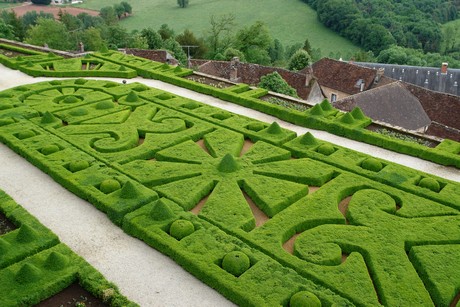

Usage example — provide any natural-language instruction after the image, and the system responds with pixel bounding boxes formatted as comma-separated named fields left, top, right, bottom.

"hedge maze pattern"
left=0, top=79, right=459, bottom=306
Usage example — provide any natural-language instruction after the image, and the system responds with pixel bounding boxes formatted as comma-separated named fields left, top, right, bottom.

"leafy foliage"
left=258, top=72, right=298, bottom=98
left=287, top=49, right=311, bottom=71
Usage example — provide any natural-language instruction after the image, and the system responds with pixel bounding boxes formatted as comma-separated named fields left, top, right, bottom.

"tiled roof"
left=312, top=58, right=377, bottom=95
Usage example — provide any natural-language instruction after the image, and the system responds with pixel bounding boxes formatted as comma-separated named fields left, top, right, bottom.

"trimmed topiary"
left=339, top=113, right=355, bottom=124
left=99, top=179, right=121, bottom=194
left=361, top=158, right=383, bottom=172
left=317, top=144, right=335, bottom=156
left=299, top=132, right=318, bottom=146
left=119, top=181, right=140, bottom=199
left=69, top=160, right=90, bottom=173
left=266, top=122, right=283, bottom=134
left=96, top=100, right=115, bottom=110
left=16, top=224, right=38, bottom=243
left=44, top=251, right=68, bottom=271
left=289, top=291, right=322, bottom=307
left=320, top=100, right=333, bottom=111
left=41, top=144, right=60, bottom=155
left=169, top=219, right=195, bottom=240
left=217, top=154, right=239, bottom=173
left=40, top=112, right=59, bottom=124
left=0, top=238, right=11, bottom=254
left=119, top=65, right=127, bottom=71
left=16, top=130, right=35, bottom=140
left=222, top=251, right=250, bottom=277
left=125, top=91, right=139, bottom=102
left=63, top=96, right=79, bottom=104
left=418, top=177, right=441, bottom=192
left=151, top=199, right=175, bottom=220
left=182, top=101, right=200, bottom=110
left=15, top=263, right=41, bottom=284
left=132, top=84, right=149, bottom=91
left=0, top=104, right=13, bottom=110
left=310, top=104, right=324, bottom=116
left=70, top=108, right=88, bottom=116
left=157, top=93, right=173, bottom=100
left=351, top=107, right=366, bottom=120
left=74, top=78, right=87, bottom=85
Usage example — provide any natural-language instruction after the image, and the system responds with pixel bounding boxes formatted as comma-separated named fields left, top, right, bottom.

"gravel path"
left=0, top=65, right=458, bottom=306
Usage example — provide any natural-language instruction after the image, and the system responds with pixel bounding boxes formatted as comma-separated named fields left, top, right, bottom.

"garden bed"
left=0, top=211, right=16, bottom=235
left=36, top=282, right=108, bottom=307
left=260, top=94, right=311, bottom=112
left=185, top=73, right=233, bottom=89
left=366, top=123, right=440, bottom=148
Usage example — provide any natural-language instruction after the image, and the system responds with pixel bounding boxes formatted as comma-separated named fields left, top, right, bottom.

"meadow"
left=77, top=0, right=361, bottom=58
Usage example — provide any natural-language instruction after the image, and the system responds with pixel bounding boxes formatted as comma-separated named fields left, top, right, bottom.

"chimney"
left=375, top=67, right=384, bottom=83
left=441, top=62, right=448, bottom=74
left=360, top=81, right=365, bottom=92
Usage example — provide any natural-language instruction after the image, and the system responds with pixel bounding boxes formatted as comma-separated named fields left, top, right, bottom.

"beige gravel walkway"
left=0, top=65, right=458, bottom=306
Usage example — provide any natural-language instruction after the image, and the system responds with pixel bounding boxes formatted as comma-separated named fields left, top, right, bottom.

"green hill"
left=77, top=0, right=360, bottom=57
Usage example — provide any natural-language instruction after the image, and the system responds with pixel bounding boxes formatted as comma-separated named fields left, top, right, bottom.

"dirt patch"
left=195, top=139, right=211, bottom=156
left=451, top=291, right=460, bottom=307
left=239, top=139, right=254, bottom=157
left=190, top=193, right=209, bottom=215
left=36, top=282, right=108, bottom=306
left=242, top=191, right=269, bottom=228
left=0, top=48, right=27, bottom=58
left=308, top=186, right=320, bottom=194
left=9, top=3, right=99, bottom=18
left=338, top=196, right=352, bottom=224
left=0, top=212, right=16, bottom=235
left=282, top=233, right=300, bottom=254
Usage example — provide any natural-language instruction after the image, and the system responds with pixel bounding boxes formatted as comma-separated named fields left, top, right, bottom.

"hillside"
left=76, top=0, right=360, bottom=57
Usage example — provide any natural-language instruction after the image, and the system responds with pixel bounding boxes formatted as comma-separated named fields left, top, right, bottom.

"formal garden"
left=0, top=42, right=459, bottom=306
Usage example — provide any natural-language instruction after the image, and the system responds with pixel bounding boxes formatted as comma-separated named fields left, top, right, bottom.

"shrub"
left=96, top=100, right=115, bottom=109
left=222, top=251, right=250, bottom=277
left=317, top=144, right=335, bottom=156
left=169, top=219, right=194, bottom=240
left=258, top=72, right=298, bottom=98
left=418, top=178, right=441, bottom=192
left=41, top=145, right=60, bottom=155
left=99, top=179, right=121, bottom=194
left=69, top=160, right=90, bottom=173
left=289, top=291, right=321, bottom=307
left=361, top=158, right=383, bottom=172
left=16, top=130, right=35, bottom=140
left=63, top=96, right=80, bottom=104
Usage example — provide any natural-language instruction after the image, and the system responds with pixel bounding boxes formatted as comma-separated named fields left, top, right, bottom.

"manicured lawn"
left=77, top=0, right=361, bottom=57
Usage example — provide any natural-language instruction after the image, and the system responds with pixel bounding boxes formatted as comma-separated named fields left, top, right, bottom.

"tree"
left=303, top=38, right=312, bottom=54
left=58, top=11, right=82, bottom=32
left=99, top=6, right=117, bottom=25
left=234, top=21, right=272, bottom=64
left=158, top=24, right=175, bottom=40
left=268, top=39, right=284, bottom=65
left=31, top=0, right=51, bottom=4
left=177, top=0, right=189, bottom=8
left=0, top=11, right=25, bottom=40
left=128, top=31, right=148, bottom=49
left=77, top=13, right=104, bottom=29
left=100, top=25, right=130, bottom=49
left=206, top=14, right=235, bottom=57
left=223, top=47, right=245, bottom=61
left=114, top=3, right=125, bottom=19
left=287, top=49, right=311, bottom=71
left=25, top=17, right=72, bottom=50
left=175, top=29, right=207, bottom=58
left=120, top=1, right=132, bottom=16
left=163, top=37, right=187, bottom=65
left=258, top=71, right=298, bottom=98
left=80, top=27, right=106, bottom=51
left=0, top=19, right=15, bottom=40
left=141, top=27, right=163, bottom=49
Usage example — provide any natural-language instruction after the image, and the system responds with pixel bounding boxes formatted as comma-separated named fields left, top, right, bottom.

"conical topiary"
left=15, top=263, right=41, bottom=284
left=16, top=224, right=38, bottom=243
left=44, top=251, right=69, bottom=271
left=0, top=238, right=11, bottom=254
left=310, top=104, right=324, bottom=116
left=266, top=122, right=283, bottom=134
left=217, top=154, right=239, bottom=173
left=150, top=199, right=175, bottom=221
left=63, top=96, right=79, bottom=104
left=40, top=112, right=59, bottom=124
left=320, top=99, right=333, bottom=111
left=119, top=65, right=127, bottom=71
left=340, top=112, right=355, bottom=124
left=299, top=132, right=318, bottom=145
left=125, top=91, right=139, bottom=102
left=120, top=181, right=140, bottom=199
left=351, top=107, right=366, bottom=120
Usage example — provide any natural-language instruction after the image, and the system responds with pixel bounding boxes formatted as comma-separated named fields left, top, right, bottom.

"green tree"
left=77, top=13, right=104, bottom=29
left=158, top=24, right=175, bottom=40
left=58, top=11, right=82, bottom=32
left=120, top=1, right=132, bottom=16
left=303, top=38, right=312, bottom=54
left=163, top=37, right=187, bottom=65
left=258, top=71, right=298, bottom=98
left=288, top=49, right=311, bottom=71
left=0, top=11, right=25, bottom=40
left=80, top=27, right=106, bottom=51
left=177, top=0, right=189, bottom=8
left=100, top=25, right=130, bottom=49
left=223, top=47, right=245, bottom=61
left=268, top=39, right=285, bottom=65
left=128, top=31, right=148, bottom=49
left=175, top=29, right=207, bottom=58
left=0, top=19, right=15, bottom=40
left=234, top=21, right=272, bottom=64
left=99, top=6, right=117, bottom=25
left=206, top=14, right=235, bottom=58
left=141, top=27, right=163, bottom=49
left=25, top=17, right=72, bottom=50
left=114, top=3, right=125, bottom=19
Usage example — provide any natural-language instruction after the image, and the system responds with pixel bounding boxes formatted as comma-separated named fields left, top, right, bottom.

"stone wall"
left=426, top=122, right=460, bottom=142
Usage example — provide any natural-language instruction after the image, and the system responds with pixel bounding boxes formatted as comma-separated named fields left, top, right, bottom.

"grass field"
left=77, top=0, right=360, bottom=58
left=0, top=2, right=21, bottom=9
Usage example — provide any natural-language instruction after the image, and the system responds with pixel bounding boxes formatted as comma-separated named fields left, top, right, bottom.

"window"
left=331, top=93, right=337, bottom=102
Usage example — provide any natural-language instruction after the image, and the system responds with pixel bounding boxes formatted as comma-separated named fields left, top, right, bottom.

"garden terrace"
left=0, top=190, right=134, bottom=306
left=0, top=78, right=459, bottom=306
